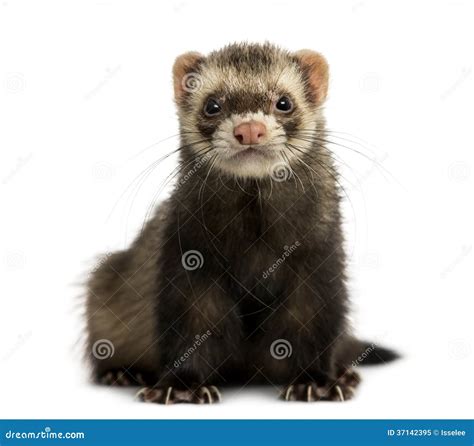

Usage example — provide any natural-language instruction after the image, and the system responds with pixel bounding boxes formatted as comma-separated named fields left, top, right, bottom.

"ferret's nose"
left=233, top=121, right=267, bottom=145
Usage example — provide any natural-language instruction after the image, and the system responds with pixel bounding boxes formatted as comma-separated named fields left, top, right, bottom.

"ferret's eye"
left=204, top=98, right=222, bottom=117
left=275, top=96, right=293, bottom=113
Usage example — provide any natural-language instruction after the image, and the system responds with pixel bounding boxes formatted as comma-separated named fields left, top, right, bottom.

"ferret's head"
left=173, top=43, right=329, bottom=179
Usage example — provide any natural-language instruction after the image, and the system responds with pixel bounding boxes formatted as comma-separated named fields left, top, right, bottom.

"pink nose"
left=233, top=121, right=267, bottom=145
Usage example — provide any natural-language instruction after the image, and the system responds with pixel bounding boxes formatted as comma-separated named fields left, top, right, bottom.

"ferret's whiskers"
left=295, top=128, right=379, bottom=159
left=198, top=153, right=219, bottom=204
left=130, top=131, right=205, bottom=160
left=234, top=176, right=253, bottom=196
left=109, top=139, right=213, bottom=223
left=268, top=168, right=274, bottom=199
left=284, top=144, right=319, bottom=198
left=198, top=153, right=220, bottom=245
left=130, top=146, right=212, bottom=230
left=256, top=178, right=263, bottom=212
left=293, top=129, right=395, bottom=183
left=288, top=138, right=358, bottom=190
left=289, top=132, right=382, bottom=190
left=141, top=146, right=215, bottom=226
left=281, top=150, right=305, bottom=193
left=288, top=143, right=356, bottom=215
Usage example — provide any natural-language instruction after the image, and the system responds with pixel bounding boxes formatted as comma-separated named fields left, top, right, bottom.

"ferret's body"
left=85, top=43, right=396, bottom=403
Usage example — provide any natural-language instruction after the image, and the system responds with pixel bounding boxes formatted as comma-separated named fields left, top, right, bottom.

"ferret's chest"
left=211, top=194, right=304, bottom=251
left=217, top=203, right=301, bottom=297
left=181, top=189, right=312, bottom=282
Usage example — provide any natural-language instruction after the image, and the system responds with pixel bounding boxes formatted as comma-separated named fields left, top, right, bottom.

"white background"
left=1, top=0, right=473, bottom=419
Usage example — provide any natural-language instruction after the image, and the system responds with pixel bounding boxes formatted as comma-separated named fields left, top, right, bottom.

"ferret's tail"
left=337, top=336, right=400, bottom=366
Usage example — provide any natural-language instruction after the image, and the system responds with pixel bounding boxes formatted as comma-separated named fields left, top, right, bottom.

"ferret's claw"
left=209, top=385, right=222, bottom=403
left=135, top=387, right=147, bottom=400
left=199, top=386, right=213, bottom=404
left=335, top=385, right=344, bottom=402
left=164, top=386, right=173, bottom=405
left=195, top=385, right=222, bottom=404
left=284, top=385, right=294, bottom=401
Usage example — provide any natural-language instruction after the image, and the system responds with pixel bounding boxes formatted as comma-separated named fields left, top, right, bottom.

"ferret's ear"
left=294, top=50, right=329, bottom=105
left=173, top=51, right=205, bottom=103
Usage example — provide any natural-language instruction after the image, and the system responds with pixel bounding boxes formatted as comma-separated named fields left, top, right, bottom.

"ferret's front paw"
left=98, top=368, right=146, bottom=387
left=281, top=382, right=354, bottom=402
left=136, top=385, right=221, bottom=405
left=281, top=369, right=360, bottom=402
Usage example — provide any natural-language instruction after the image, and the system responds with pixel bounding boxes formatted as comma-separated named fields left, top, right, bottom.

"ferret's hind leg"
left=85, top=247, right=160, bottom=385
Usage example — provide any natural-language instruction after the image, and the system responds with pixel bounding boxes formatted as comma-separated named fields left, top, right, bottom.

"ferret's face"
left=173, top=44, right=329, bottom=179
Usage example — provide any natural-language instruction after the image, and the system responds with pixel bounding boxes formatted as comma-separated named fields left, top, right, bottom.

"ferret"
left=85, top=42, right=398, bottom=404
